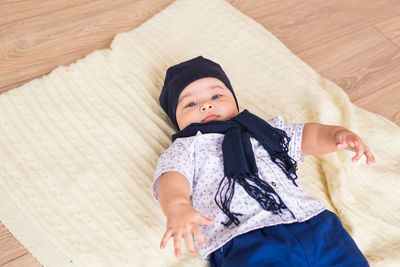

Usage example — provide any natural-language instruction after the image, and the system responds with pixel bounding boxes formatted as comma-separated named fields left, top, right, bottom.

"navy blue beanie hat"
left=159, top=56, right=239, bottom=130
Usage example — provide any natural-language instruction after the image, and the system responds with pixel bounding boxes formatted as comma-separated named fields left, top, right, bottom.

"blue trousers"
left=209, top=210, right=369, bottom=267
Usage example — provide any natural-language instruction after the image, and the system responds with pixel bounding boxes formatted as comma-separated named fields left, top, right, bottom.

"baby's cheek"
left=228, top=106, right=239, bottom=118
left=181, top=112, right=201, bottom=128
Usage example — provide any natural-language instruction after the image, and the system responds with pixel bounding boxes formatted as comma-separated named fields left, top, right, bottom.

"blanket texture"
left=1, top=0, right=399, bottom=266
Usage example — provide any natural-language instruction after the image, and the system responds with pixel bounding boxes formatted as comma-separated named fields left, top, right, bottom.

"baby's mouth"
left=202, top=114, right=218, bottom=123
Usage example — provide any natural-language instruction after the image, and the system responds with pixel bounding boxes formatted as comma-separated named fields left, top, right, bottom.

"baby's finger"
left=345, top=135, right=357, bottom=148
left=364, top=146, right=376, bottom=165
left=352, top=144, right=364, bottom=162
left=160, top=230, right=173, bottom=249
left=192, top=224, right=207, bottom=247
left=174, top=233, right=182, bottom=258
left=197, top=215, right=214, bottom=226
left=183, top=230, right=197, bottom=255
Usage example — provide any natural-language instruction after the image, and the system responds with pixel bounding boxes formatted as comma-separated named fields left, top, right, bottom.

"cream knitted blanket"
left=1, top=0, right=399, bottom=266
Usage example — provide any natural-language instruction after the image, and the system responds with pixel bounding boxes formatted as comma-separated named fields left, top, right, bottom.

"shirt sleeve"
left=268, top=116, right=305, bottom=162
left=152, top=138, right=195, bottom=202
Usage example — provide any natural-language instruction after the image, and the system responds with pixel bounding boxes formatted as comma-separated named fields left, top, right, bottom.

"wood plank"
left=355, top=80, right=400, bottom=125
left=0, top=222, right=27, bottom=265
left=298, top=27, right=400, bottom=102
left=375, top=15, right=400, bottom=48
left=2, top=0, right=400, bottom=93
left=1, top=254, right=41, bottom=267
left=0, top=78, right=34, bottom=95
left=0, top=0, right=174, bottom=92
left=0, top=0, right=94, bottom=26
left=233, top=0, right=400, bottom=54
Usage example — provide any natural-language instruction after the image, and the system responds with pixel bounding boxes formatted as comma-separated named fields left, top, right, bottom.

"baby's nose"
left=201, top=103, right=213, bottom=111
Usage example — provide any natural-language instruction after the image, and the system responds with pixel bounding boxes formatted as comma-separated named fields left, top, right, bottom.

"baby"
left=152, top=56, right=375, bottom=266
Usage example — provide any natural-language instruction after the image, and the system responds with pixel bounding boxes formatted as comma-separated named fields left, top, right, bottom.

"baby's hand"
left=334, top=129, right=376, bottom=165
left=160, top=202, right=214, bottom=258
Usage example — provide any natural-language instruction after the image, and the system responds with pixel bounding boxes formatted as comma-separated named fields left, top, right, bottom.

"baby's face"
left=175, top=77, right=239, bottom=130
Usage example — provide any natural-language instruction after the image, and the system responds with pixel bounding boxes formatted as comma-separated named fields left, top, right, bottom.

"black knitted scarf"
left=172, top=110, right=298, bottom=227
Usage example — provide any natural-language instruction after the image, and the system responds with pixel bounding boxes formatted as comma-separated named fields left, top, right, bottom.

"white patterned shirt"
left=152, top=116, right=325, bottom=261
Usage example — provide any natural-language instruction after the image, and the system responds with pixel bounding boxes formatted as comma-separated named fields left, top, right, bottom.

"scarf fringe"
left=272, top=135, right=299, bottom=186
left=215, top=174, right=286, bottom=227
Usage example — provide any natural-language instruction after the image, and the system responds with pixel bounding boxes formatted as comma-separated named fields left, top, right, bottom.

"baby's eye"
left=186, top=102, right=196, bottom=108
left=211, top=94, right=222, bottom=100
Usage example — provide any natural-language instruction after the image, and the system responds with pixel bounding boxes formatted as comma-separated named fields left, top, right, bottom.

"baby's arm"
left=301, top=123, right=375, bottom=164
left=158, top=171, right=214, bottom=258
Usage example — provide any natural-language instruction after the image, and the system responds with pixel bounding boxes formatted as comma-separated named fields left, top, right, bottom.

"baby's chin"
left=180, top=115, right=233, bottom=129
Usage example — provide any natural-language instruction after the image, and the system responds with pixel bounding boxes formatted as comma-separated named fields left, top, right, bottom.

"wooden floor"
left=1, top=0, right=399, bottom=266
